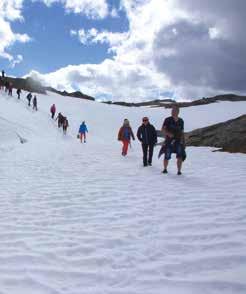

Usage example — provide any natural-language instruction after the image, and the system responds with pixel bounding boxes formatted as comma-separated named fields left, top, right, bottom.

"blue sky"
left=0, top=0, right=245, bottom=101
left=6, top=0, right=128, bottom=77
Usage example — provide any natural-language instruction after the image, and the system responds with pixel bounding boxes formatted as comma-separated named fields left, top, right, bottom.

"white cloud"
left=28, top=59, right=170, bottom=101
left=209, top=27, right=223, bottom=40
left=26, top=0, right=246, bottom=101
left=0, top=7, right=30, bottom=62
left=50, top=0, right=175, bottom=101
left=10, top=54, right=23, bottom=68
left=71, top=28, right=129, bottom=50
left=110, top=7, right=119, bottom=18
left=0, top=0, right=24, bottom=21
left=34, top=0, right=109, bottom=19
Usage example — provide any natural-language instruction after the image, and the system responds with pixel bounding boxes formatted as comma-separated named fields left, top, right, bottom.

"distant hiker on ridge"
left=118, top=119, right=135, bottom=156
left=33, top=96, right=38, bottom=111
left=50, top=104, right=56, bottom=119
left=137, top=117, right=157, bottom=166
left=63, top=117, right=69, bottom=135
left=1, top=70, right=5, bottom=78
left=17, top=88, right=21, bottom=99
left=26, top=92, right=32, bottom=106
left=78, top=121, right=88, bottom=143
left=160, top=105, right=185, bottom=175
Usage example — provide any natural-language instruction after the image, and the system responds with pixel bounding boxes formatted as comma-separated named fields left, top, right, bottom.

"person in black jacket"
left=137, top=117, right=157, bottom=166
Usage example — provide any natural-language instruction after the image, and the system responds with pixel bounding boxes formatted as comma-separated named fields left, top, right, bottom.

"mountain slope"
left=0, top=89, right=246, bottom=294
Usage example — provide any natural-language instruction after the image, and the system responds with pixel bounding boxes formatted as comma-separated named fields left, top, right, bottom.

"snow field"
left=0, top=89, right=246, bottom=294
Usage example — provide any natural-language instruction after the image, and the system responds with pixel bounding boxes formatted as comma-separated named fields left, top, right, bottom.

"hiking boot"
left=162, top=169, right=168, bottom=174
left=143, top=163, right=148, bottom=167
left=177, top=171, right=182, bottom=175
left=148, top=162, right=152, bottom=166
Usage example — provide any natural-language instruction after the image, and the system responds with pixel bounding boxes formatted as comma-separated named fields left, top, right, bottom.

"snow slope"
left=0, top=89, right=246, bottom=294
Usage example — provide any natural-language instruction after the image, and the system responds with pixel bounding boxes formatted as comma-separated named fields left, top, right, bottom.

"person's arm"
left=180, top=119, right=185, bottom=145
left=130, top=128, right=135, bottom=140
left=152, top=126, right=157, bottom=144
left=118, top=127, right=122, bottom=141
left=137, top=126, right=142, bottom=142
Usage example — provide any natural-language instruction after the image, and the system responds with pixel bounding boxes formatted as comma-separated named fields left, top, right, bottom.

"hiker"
left=63, top=117, right=69, bottom=135
left=17, top=88, right=21, bottom=99
left=118, top=119, right=135, bottom=156
left=5, top=81, right=9, bottom=93
left=8, top=83, right=13, bottom=96
left=161, top=105, right=185, bottom=175
left=33, top=96, right=38, bottom=111
left=26, top=92, right=32, bottom=106
left=78, top=121, right=88, bottom=143
left=0, top=77, right=3, bottom=90
left=137, top=117, right=157, bottom=166
left=50, top=104, right=56, bottom=119
left=56, top=112, right=64, bottom=128
left=1, top=70, right=5, bottom=78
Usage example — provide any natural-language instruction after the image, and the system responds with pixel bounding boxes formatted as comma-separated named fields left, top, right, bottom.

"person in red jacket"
left=50, top=104, right=56, bottom=119
left=118, top=119, right=135, bottom=156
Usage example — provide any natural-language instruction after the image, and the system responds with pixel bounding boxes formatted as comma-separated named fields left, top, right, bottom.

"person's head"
left=123, top=118, right=129, bottom=126
left=142, top=117, right=149, bottom=125
left=171, top=105, right=180, bottom=118
left=82, top=121, right=85, bottom=125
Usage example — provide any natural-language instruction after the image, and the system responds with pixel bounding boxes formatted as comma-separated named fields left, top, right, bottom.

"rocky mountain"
left=45, top=87, right=95, bottom=101
left=157, top=115, right=246, bottom=153
left=3, top=76, right=46, bottom=94
left=185, top=114, right=246, bottom=153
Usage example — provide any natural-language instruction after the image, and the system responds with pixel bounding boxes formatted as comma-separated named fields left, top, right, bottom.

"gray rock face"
left=185, top=115, right=246, bottom=153
left=163, top=94, right=246, bottom=109
left=45, top=87, right=95, bottom=101
left=5, top=77, right=46, bottom=94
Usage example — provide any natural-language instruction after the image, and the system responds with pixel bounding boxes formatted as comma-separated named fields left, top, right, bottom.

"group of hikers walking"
left=26, top=92, right=38, bottom=110
left=0, top=71, right=38, bottom=110
left=50, top=104, right=88, bottom=140
left=118, top=105, right=186, bottom=175
left=1, top=69, right=185, bottom=174
left=50, top=105, right=69, bottom=135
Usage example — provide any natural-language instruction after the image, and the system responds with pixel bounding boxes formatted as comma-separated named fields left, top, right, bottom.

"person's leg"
left=80, top=133, right=83, bottom=143
left=176, top=143, right=183, bottom=174
left=163, top=145, right=172, bottom=173
left=123, top=140, right=129, bottom=155
left=84, top=132, right=86, bottom=143
left=121, top=140, right=126, bottom=156
left=148, top=144, right=154, bottom=165
left=142, top=144, right=148, bottom=166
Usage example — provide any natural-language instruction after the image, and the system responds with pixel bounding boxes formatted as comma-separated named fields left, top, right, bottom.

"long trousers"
left=122, top=140, right=130, bottom=155
left=142, top=144, right=154, bottom=165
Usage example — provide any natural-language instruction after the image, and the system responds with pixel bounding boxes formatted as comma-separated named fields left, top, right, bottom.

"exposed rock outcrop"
left=157, top=94, right=246, bottom=109
left=156, top=115, right=246, bottom=154
left=45, top=87, right=95, bottom=101
left=4, top=77, right=46, bottom=94
left=184, top=115, right=246, bottom=153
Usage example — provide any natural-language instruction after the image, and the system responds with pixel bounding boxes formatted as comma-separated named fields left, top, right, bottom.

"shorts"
left=164, top=140, right=184, bottom=160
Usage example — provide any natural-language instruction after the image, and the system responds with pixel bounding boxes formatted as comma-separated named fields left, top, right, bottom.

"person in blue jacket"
left=78, top=121, right=88, bottom=143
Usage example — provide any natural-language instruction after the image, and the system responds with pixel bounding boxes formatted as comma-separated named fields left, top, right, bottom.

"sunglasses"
left=143, top=119, right=148, bottom=122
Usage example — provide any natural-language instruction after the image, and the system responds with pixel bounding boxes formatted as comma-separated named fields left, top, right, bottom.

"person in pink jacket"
left=50, top=104, right=56, bottom=119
